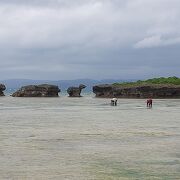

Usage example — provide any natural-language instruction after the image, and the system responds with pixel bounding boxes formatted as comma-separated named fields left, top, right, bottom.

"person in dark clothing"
left=147, top=98, right=153, bottom=108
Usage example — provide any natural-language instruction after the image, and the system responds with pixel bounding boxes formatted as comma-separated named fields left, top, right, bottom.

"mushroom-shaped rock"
left=67, top=84, right=86, bottom=97
left=0, top=84, right=6, bottom=96
left=12, top=84, right=60, bottom=97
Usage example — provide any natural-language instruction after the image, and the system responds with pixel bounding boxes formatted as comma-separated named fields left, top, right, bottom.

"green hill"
left=114, top=76, right=180, bottom=87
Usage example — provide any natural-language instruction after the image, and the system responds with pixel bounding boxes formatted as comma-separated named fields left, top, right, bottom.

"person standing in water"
left=111, top=98, right=117, bottom=106
left=147, top=98, right=153, bottom=108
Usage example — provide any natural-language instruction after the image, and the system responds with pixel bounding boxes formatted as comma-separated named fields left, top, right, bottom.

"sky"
left=0, top=0, right=180, bottom=80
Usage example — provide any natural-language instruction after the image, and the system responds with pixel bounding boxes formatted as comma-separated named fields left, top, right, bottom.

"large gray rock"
left=12, top=84, right=60, bottom=97
left=93, top=84, right=180, bottom=98
left=67, top=84, right=86, bottom=97
left=0, top=84, right=6, bottom=96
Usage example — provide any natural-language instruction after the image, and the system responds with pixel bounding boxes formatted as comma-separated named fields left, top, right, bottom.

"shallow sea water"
left=0, top=95, right=180, bottom=180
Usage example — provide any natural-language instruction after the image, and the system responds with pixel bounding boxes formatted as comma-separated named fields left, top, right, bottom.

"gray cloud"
left=0, top=0, right=180, bottom=80
left=134, top=36, right=180, bottom=48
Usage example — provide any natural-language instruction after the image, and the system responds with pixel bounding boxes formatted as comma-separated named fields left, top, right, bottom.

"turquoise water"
left=0, top=96, right=180, bottom=179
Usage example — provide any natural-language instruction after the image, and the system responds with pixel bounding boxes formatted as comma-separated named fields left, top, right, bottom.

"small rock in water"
left=0, top=84, right=6, bottom=96
left=67, top=84, right=86, bottom=97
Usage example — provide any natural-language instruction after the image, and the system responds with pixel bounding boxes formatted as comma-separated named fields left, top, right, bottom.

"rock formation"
left=67, top=84, right=86, bottom=97
left=0, top=84, right=6, bottom=96
left=93, top=84, right=180, bottom=98
left=12, top=84, right=60, bottom=97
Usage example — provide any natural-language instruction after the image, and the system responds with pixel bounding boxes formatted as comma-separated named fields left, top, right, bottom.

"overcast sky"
left=0, top=0, right=180, bottom=80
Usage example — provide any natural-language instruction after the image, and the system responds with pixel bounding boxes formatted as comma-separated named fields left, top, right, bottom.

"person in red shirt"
left=147, top=98, right=152, bottom=108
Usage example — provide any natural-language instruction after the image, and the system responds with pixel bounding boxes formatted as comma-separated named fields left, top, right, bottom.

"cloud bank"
left=0, top=0, right=180, bottom=80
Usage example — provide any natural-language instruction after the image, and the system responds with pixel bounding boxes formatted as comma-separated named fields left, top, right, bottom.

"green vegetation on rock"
left=113, top=76, right=180, bottom=86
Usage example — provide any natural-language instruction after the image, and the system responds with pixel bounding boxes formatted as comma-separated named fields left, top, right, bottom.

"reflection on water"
left=0, top=95, right=180, bottom=179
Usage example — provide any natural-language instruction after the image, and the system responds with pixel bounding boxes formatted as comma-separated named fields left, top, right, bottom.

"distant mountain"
left=1, top=79, right=136, bottom=93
